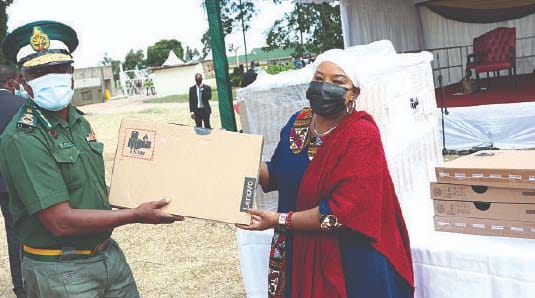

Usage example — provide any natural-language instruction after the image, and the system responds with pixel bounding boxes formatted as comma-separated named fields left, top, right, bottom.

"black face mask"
left=306, top=81, right=349, bottom=116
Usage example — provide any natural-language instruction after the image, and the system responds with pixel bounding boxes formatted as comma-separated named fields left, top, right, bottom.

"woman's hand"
left=236, top=209, right=279, bottom=231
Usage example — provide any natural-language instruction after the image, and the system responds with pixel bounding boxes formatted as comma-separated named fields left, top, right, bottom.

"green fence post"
left=205, top=0, right=238, bottom=131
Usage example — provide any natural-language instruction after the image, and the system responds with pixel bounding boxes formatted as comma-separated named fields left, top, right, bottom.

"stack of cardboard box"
left=431, top=150, right=535, bottom=239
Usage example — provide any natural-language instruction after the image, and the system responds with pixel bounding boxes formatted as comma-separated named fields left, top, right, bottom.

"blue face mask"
left=27, top=73, right=74, bottom=111
left=13, top=81, right=29, bottom=99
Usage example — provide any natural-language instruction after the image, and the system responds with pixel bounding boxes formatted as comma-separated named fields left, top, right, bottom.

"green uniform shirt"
left=0, top=100, right=112, bottom=249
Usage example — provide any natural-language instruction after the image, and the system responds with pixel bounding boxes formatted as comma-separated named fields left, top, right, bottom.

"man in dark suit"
left=189, top=73, right=212, bottom=129
left=0, top=64, right=26, bottom=298
left=241, top=60, right=260, bottom=88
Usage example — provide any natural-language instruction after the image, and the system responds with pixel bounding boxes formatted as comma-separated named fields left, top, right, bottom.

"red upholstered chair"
left=466, top=27, right=516, bottom=87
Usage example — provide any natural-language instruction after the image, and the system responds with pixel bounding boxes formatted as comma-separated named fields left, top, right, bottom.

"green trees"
left=201, top=30, right=212, bottom=59
left=124, top=49, right=145, bottom=70
left=118, top=39, right=190, bottom=71
left=109, top=39, right=195, bottom=73
left=201, top=1, right=343, bottom=63
left=201, top=0, right=257, bottom=62
left=146, top=39, right=184, bottom=67
left=266, top=64, right=294, bottom=75
left=220, top=0, right=257, bottom=35
left=0, top=0, right=14, bottom=64
left=267, top=2, right=343, bottom=58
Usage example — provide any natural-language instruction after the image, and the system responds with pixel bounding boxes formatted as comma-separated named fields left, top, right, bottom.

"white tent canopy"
left=162, top=50, right=184, bottom=67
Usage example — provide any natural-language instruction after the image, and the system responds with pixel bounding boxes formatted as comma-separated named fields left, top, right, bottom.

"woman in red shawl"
left=238, top=57, right=414, bottom=298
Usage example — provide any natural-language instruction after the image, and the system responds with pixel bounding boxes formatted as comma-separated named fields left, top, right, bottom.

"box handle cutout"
left=471, top=185, right=488, bottom=194
left=473, top=201, right=491, bottom=211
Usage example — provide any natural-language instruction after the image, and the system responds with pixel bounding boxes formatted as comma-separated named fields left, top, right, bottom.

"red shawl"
left=291, top=111, right=414, bottom=297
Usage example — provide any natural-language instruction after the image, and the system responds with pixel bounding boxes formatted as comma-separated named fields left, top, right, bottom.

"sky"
left=7, top=0, right=293, bottom=68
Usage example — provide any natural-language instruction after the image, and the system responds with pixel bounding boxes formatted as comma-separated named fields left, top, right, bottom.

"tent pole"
left=206, top=0, right=238, bottom=132
left=437, top=53, right=449, bottom=156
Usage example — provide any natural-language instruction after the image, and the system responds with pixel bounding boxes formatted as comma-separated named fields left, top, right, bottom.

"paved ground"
left=81, top=95, right=189, bottom=115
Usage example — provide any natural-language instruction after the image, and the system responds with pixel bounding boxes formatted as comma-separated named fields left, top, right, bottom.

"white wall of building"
left=152, top=63, right=205, bottom=98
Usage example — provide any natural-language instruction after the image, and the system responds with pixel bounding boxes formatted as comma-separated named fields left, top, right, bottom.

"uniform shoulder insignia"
left=16, top=107, right=37, bottom=129
left=32, top=106, right=53, bottom=130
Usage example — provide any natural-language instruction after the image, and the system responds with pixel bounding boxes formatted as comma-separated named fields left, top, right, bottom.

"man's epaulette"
left=32, top=106, right=53, bottom=129
left=16, top=105, right=53, bottom=130
left=16, top=107, right=38, bottom=129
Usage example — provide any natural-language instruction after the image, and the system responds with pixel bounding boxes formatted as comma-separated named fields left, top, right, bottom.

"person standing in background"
left=241, top=60, right=260, bottom=88
left=189, top=73, right=212, bottom=128
left=0, top=64, right=26, bottom=298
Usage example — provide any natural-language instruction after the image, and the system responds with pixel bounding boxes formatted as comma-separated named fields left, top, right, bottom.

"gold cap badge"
left=30, top=27, right=50, bottom=52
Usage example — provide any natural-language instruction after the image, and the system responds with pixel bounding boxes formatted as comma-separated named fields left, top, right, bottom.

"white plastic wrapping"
left=442, top=101, right=535, bottom=150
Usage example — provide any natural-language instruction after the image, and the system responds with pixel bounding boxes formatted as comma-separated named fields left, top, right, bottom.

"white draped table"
left=238, top=198, right=535, bottom=298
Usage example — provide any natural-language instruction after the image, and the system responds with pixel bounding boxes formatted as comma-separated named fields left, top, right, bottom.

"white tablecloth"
left=237, top=229, right=273, bottom=298
left=407, top=199, right=535, bottom=298
left=238, top=199, right=535, bottom=298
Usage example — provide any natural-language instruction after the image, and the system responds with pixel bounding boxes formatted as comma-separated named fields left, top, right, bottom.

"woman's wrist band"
left=277, top=211, right=294, bottom=230
left=287, top=211, right=294, bottom=230
left=278, top=213, right=288, bottom=227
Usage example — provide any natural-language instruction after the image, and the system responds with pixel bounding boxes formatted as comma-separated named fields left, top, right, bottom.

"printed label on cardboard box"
left=430, top=183, right=535, bottom=204
left=240, top=177, right=257, bottom=212
left=433, top=199, right=535, bottom=221
left=434, top=216, right=535, bottom=239
left=435, top=150, right=535, bottom=189
left=121, top=128, right=157, bottom=160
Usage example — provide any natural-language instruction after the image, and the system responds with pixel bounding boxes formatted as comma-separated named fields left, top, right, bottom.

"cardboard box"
left=435, top=150, right=535, bottom=189
left=109, top=119, right=264, bottom=224
left=433, top=199, right=535, bottom=222
left=434, top=216, right=535, bottom=239
left=430, top=182, right=535, bottom=204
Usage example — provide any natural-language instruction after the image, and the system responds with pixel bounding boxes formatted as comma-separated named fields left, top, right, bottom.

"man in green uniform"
left=0, top=21, right=184, bottom=297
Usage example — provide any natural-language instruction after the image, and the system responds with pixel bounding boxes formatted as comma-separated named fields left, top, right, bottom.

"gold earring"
left=346, top=100, right=355, bottom=114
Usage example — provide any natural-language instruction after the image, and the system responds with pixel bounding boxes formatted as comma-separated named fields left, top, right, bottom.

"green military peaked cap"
left=2, top=20, right=79, bottom=69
